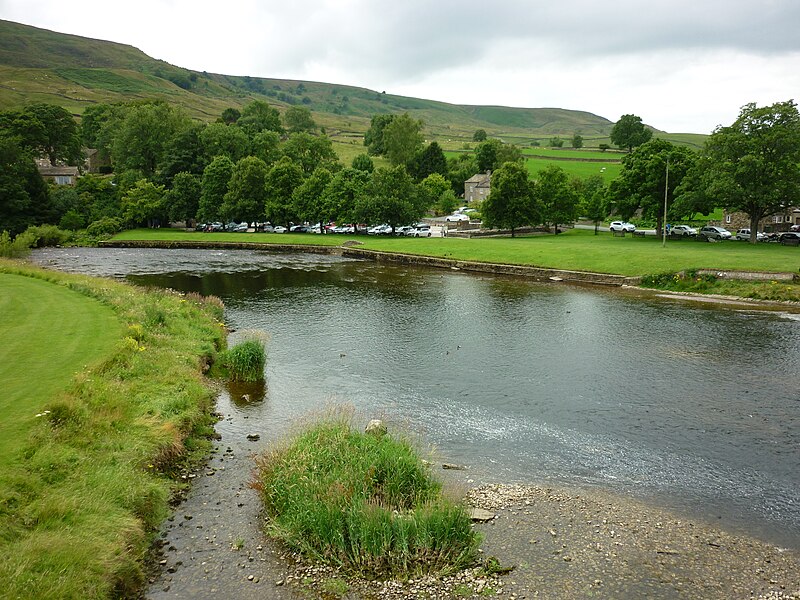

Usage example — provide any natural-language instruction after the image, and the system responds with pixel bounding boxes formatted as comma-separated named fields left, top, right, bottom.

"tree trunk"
left=750, top=213, right=761, bottom=244
left=594, top=221, right=599, bottom=235
left=511, top=226, right=516, bottom=238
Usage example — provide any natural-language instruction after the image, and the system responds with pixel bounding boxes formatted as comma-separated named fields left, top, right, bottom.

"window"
left=725, top=214, right=731, bottom=224
left=54, top=175, right=73, bottom=185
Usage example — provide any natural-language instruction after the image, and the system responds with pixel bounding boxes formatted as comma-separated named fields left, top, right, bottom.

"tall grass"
left=219, top=334, right=267, bottom=382
left=255, top=409, right=480, bottom=579
left=0, top=260, right=226, bottom=598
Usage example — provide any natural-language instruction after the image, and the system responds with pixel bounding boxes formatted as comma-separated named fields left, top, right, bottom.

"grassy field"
left=524, top=155, right=622, bottom=182
left=113, top=228, right=800, bottom=278
left=0, top=260, right=225, bottom=598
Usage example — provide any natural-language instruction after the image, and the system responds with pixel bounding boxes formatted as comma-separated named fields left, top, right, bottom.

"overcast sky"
left=2, top=0, right=799, bottom=133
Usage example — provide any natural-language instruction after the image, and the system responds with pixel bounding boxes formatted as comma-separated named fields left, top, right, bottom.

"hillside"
left=0, top=19, right=706, bottom=150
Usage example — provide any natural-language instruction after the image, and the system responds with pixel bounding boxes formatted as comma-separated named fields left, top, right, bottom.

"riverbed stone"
left=364, top=419, right=387, bottom=437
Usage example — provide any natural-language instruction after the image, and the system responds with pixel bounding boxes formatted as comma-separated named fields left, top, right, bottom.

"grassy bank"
left=113, top=228, right=800, bottom=277
left=0, top=260, right=226, bottom=598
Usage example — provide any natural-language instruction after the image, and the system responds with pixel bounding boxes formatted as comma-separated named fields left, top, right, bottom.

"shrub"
left=24, top=225, right=72, bottom=247
left=59, top=210, right=85, bottom=231
left=0, top=229, right=38, bottom=258
left=219, top=337, right=266, bottom=382
left=86, top=216, right=123, bottom=237
left=255, top=411, right=480, bottom=579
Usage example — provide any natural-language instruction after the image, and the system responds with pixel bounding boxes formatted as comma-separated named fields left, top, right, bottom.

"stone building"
left=464, top=171, right=491, bottom=203
left=722, top=207, right=800, bottom=232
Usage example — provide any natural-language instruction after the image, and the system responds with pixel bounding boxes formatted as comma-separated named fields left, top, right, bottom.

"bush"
left=255, top=410, right=480, bottom=579
left=23, top=225, right=71, bottom=247
left=0, top=229, right=38, bottom=258
left=59, top=210, right=85, bottom=231
left=86, top=216, right=122, bottom=237
left=219, top=337, right=266, bottom=382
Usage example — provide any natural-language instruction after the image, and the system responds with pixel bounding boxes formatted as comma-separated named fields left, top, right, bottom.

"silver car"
left=699, top=226, right=732, bottom=240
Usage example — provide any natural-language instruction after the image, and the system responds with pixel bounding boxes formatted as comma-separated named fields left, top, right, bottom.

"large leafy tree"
left=475, top=139, right=523, bottom=173
left=200, top=122, right=250, bottom=162
left=165, top=172, right=201, bottom=224
left=608, top=138, right=695, bottom=234
left=0, top=133, right=51, bottom=235
left=238, top=100, right=283, bottom=137
left=264, top=156, right=304, bottom=227
left=121, top=179, right=166, bottom=227
left=535, top=165, right=580, bottom=234
left=410, top=141, right=447, bottom=181
left=358, top=166, right=424, bottom=231
left=1, top=103, right=83, bottom=166
left=284, top=106, right=317, bottom=134
left=251, top=130, right=283, bottom=167
left=676, top=100, right=800, bottom=243
left=382, top=113, right=423, bottom=167
left=282, top=132, right=338, bottom=175
left=77, top=173, right=121, bottom=222
left=610, top=114, right=653, bottom=152
left=364, top=114, right=395, bottom=156
left=293, top=167, right=333, bottom=227
left=198, top=155, right=234, bottom=222
left=221, top=156, right=269, bottom=224
left=320, top=167, right=370, bottom=226
left=481, top=162, right=537, bottom=237
left=157, top=123, right=208, bottom=186
left=577, top=175, right=608, bottom=234
left=112, top=101, right=190, bottom=178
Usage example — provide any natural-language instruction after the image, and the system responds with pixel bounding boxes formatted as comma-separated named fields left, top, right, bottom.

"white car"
left=735, top=228, right=767, bottom=241
left=609, top=221, right=636, bottom=233
left=699, top=226, right=732, bottom=240
left=670, top=225, right=697, bottom=237
left=273, top=225, right=287, bottom=234
left=406, top=225, right=432, bottom=237
left=445, top=213, right=470, bottom=222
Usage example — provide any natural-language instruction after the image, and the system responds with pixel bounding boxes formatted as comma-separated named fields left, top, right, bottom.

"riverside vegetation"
left=0, top=260, right=226, bottom=598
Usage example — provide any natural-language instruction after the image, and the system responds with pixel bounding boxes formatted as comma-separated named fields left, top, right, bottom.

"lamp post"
left=662, top=157, right=669, bottom=248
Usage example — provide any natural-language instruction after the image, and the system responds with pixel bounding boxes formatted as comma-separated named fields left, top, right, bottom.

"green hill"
left=0, top=19, right=704, bottom=150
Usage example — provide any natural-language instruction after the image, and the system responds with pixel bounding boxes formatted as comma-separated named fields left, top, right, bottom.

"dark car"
left=779, top=231, right=800, bottom=245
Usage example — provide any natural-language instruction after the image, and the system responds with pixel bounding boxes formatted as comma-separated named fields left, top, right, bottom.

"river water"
left=32, top=247, right=800, bottom=549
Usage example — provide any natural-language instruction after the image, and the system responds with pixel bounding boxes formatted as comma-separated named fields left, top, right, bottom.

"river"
left=31, top=247, right=800, bottom=550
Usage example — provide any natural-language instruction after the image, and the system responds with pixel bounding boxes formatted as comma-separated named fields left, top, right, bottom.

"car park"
left=609, top=221, right=636, bottom=232
left=735, top=228, right=766, bottom=241
left=699, top=226, right=732, bottom=240
left=670, top=225, right=696, bottom=237
left=445, top=213, right=470, bottom=222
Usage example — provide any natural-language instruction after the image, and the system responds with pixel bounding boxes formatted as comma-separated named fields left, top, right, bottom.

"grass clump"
left=641, top=270, right=800, bottom=302
left=255, top=410, right=480, bottom=579
left=218, top=334, right=267, bottom=382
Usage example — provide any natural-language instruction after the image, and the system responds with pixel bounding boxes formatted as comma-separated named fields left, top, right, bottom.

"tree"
left=220, top=107, right=241, bottom=125
left=284, top=106, right=317, bottom=134
left=112, top=101, right=190, bottom=178
left=282, top=132, right=338, bottom=175
left=382, top=113, right=424, bottom=167
left=121, top=179, right=166, bottom=227
left=221, top=156, right=269, bottom=223
left=571, top=134, right=584, bottom=149
left=358, top=166, right=425, bottom=231
left=251, top=130, right=283, bottom=167
left=675, top=100, right=800, bottom=243
left=0, top=132, right=51, bottom=235
left=549, top=137, right=564, bottom=148
left=481, top=162, right=537, bottom=237
left=419, top=173, right=451, bottom=215
left=473, top=129, right=487, bottom=142
left=293, top=167, right=333, bottom=227
left=200, top=122, right=250, bottom=162
left=364, top=114, right=395, bottom=156
left=610, top=114, right=653, bottom=152
left=577, top=175, right=608, bottom=234
left=608, top=138, right=695, bottom=234
left=166, top=172, right=201, bottom=224
left=20, top=103, right=83, bottom=166
left=410, top=141, right=447, bottom=181
left=198, top=155, right=234, bottom=222
left=447, top=153, right=479, bottom=194
left=157, top=123, right=208, bottom=186
left=320, top=167, right=370, bottom=226
left=476, top=139, right=523, bottom=173
left=351, top=153, right=374, bottom=173
left=264, top=156, right=304, bottom=227
left=535, top=165, right=579, bottom=233
left=238, top=100, right=283, bottom=137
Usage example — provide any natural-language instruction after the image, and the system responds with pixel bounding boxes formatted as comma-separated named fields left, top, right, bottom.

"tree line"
left=1, top=99, right=798, bottom=242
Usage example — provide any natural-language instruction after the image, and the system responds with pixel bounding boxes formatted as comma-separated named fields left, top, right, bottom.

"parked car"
left=735, top=228, right=766, bottom=241
left=368, top=224, right=392, bottom=235
left=290, top=225, right=310, bottom=233
left=779, top=231, right=800, bottom=245
left=258, top=224, right=274, bottom=233
left=445, top=213, right=470, bottom=222
left=790, top=224, right=800, bottom=232
left=609, top=221, right=636, bottom=232
left=406, top=224, right=432, bottom=237
left=273, top=225, right=287, bottom=233
left=670, top=225, right=697, bottom=237
left=395, top=225, right=413, bottom=236
left=699, top=226, right=732, bottom=240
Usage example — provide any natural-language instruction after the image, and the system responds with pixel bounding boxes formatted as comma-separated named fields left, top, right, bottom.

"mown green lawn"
left=114, top=228, right=800, bottom=277
left=0, top=273, right=122, bottom=458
